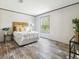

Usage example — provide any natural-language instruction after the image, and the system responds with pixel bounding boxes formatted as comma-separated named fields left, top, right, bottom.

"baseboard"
left=40, top=36, right=69, bottom=49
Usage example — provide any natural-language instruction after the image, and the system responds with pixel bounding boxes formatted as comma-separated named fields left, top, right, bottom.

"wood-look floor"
left=0, top=38, right=69, bottom=59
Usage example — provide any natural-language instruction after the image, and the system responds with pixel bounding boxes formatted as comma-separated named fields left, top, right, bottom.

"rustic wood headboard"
left=12, top=22, right=28, bottom=31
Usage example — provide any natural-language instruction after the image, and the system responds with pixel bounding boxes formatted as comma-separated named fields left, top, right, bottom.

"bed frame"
left=12, top=22, right=38, bottom=47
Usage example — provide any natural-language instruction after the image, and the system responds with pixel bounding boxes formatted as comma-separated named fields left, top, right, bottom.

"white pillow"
left=24, top=27, right=30, bottom=32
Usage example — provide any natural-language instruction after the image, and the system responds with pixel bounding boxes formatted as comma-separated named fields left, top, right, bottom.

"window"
left=40, top=16, right=50, bottom=33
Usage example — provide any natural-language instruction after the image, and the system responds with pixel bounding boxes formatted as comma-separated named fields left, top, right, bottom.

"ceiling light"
left=19, top=0, right=23, bottom=3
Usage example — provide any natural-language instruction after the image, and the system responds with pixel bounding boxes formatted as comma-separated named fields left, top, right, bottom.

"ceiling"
left=0, top=0, right=79, bottom=16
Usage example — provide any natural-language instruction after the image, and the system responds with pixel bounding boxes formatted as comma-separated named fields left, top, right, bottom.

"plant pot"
left=75, top=32, right=79, bottom=42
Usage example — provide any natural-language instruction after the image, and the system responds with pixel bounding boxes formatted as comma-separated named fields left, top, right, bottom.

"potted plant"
left=72, top=18, right=79, bottom=42
left=2, top=27, right=10, bottom=35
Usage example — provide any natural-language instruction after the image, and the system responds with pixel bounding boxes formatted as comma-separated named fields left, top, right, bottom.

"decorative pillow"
left=24, top=27, right=30, bottom=32
left=16, top=25, right=25, bottom=32
left=20, top=27, right=25, bottom=32
left=16, top=27, right=20, bottom=32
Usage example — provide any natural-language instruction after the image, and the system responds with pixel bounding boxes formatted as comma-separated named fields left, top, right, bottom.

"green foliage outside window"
left=41, top=16, right=50, bottom=33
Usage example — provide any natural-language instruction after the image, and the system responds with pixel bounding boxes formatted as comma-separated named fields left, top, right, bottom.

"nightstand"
left=4, top=34, right=13, bottom=43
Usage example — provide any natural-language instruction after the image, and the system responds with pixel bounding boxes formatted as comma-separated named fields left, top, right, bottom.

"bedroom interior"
left=0, top=0, right=79, bottom=59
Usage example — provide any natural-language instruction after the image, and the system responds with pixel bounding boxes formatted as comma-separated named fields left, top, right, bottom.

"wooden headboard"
left=12, top=22, right=28, bottom=31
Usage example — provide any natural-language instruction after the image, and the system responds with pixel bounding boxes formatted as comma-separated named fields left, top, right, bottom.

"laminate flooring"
left=0, top=38, right=69, bottom=59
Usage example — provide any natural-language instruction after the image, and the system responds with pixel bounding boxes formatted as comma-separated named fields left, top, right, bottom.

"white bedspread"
left=13, top=31, right=39, bottom=45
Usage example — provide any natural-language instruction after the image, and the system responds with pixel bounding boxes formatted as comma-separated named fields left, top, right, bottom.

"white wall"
left=0, top=9, right=35, bottom=30
left=35, top=4, right=79, bottom=44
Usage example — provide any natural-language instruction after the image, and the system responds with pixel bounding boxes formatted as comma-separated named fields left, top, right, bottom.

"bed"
left=12, top=22, right=39, bottom=46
